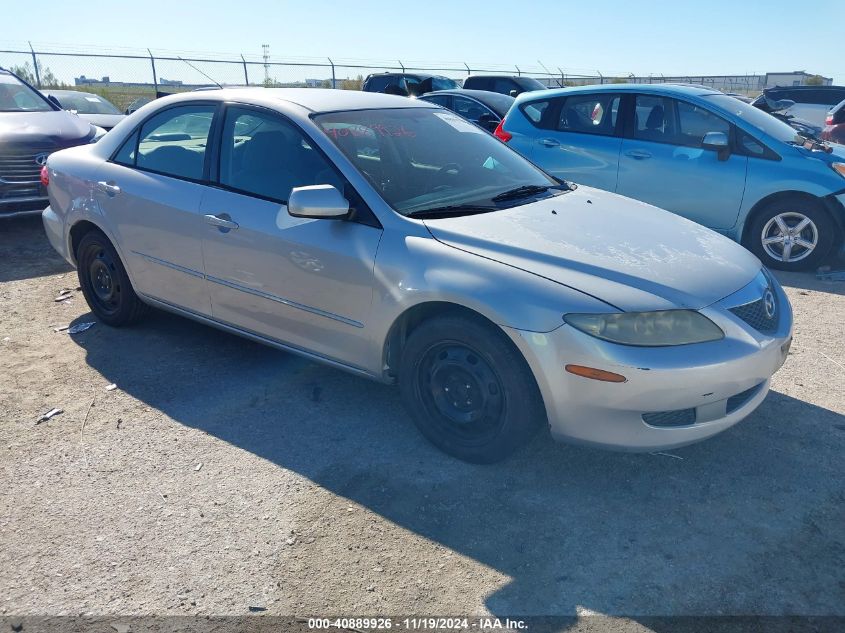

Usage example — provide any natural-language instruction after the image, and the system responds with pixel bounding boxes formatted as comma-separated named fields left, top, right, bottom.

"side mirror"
left=477, top=113, right=500, bottom=132
left=702, top=131, right=730, bottom=160
left=288, top=184, right=350, bottom=219
left=509, top=89, right=519, bottom=97
left=46, top=94, right=62, bottom=108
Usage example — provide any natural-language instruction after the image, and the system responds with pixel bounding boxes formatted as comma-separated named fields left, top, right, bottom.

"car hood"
left=422, top=186, right=761, bottom=312
left=77, top=113, right=125, bottom=130
left=0, top=110, right=93, bottom=145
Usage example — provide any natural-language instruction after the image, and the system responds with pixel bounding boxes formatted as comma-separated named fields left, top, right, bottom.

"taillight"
left=40, top=165, right=49, bottom=187
left=493, top=119, right=512, bottom=142
left=826, top=114, right=834, bottom=126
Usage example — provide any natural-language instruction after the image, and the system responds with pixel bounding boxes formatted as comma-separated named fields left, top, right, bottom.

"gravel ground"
left=1, top=215, right=844, bottom=624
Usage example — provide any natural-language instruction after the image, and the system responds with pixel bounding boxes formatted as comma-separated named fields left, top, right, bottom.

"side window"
left=452, top=96, right=494, bottom=122
left=521, top=99, right=550, bottom=126
left=676, top=101, right=730, bottom=148
left=424, top=94, right=451, bottom=108
left=493, top=78, right=517, bottom=94
left=136, top=105, right=215, bottom=180
left=365, top=76, right=391, bottom=93
left=557, top=94, right=620, bottom=136
left=113, top=130, right=139, bottom=166
left=219, top=107, right=343, bottom=202
left=738, top=131, right=767, bottom=157
left=632, top=95, right=676, bottom=143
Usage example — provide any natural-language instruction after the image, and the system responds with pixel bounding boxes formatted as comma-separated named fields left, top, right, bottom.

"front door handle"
left=539, top=138, right=560, bottom=147
left=625, top=149, right=652, bottom=160
left=96, top=181, right=121, bottom=196
left=204, top=213, right=239, bottom=231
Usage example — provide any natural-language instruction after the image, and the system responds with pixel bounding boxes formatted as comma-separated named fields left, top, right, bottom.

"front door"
left=616, top=94, right=748, bottom=230
left=94, top=103, right=217, bottom=315
left=199, top=105, right=383, bottom=368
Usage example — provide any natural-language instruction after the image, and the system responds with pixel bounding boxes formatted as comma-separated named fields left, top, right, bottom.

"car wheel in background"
left=76, top=230, right=150, bottom=326
left=399, top=314, right=545, bottom=463
left=748, top=196, right=836, bottom=271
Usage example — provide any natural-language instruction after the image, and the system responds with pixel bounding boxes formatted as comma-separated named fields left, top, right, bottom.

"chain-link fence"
left=0, top=44, right=768, bottom=112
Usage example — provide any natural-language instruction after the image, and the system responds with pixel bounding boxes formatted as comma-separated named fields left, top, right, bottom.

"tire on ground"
left=76, top=229, right=150, bottom=326
left=747, top=195, right=836, bottom=271
left=398, top=313, right=546, bottom=463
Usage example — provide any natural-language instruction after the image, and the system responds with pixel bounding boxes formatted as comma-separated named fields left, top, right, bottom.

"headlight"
left=89, top=125, right=107, bottom=143
left=832, top=163, right=845, bottom=178
left=564, top=310, right=724, bottom=346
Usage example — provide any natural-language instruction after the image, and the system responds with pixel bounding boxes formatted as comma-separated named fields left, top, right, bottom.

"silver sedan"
left=42, top=89, right=793, bottom=463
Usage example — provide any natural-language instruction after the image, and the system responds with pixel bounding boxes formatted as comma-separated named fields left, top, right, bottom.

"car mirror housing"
left=287, top=184, right=350, bottom=219
left=702, top=131, right=730, bottom=160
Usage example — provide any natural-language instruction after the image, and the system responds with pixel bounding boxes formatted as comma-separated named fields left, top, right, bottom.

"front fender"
left=368, top=232, right=615, bottom=370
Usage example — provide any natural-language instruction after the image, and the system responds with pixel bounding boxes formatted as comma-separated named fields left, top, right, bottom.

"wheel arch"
left=740, top=190, right=845, bottom=247
left=381, top=301, right=512, bottom=382
left=69, top=220, right=106, bottom=265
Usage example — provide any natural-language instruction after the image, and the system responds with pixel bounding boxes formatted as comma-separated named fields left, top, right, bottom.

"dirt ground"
left=1, top=215, right=844, bottom=625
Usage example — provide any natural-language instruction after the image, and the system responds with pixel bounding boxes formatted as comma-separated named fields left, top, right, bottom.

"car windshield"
left=517, top=77, right=547, bottom=91
left=314, top=107, right=559, bottom=216
left=704, top=93, right=801, bottom=143
left=430, top=76, right=459, bottom=91
left=0, top=73, right=53, bottom=112
left=50, top=91, right=121, bottom=115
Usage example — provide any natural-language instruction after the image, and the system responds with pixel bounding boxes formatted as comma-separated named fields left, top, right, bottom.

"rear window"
left=364, top=76, right=395, bottom=92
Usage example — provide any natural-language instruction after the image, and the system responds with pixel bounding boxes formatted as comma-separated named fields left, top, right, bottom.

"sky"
left=2, top=0, right=842, bottom=82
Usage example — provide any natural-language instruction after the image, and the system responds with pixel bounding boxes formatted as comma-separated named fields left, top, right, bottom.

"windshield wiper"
left=491, top=183, right=571, bottom=202
left=406, top=204, right=498, bottom=219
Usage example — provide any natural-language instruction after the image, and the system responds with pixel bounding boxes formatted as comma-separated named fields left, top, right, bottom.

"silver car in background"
left=42, top=89, right=793, bottom=463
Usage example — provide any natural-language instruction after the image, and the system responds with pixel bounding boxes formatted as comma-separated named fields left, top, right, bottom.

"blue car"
left=495, top=84, right=845, bottom=270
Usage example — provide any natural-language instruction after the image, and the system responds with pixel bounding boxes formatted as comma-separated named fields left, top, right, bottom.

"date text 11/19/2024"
left=307, top=617, right=528, bottom=630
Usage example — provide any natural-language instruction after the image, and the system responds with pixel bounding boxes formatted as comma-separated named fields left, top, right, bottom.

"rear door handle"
left=96, top=181, right=121, bottom=196
left=539, top=138, right=560, bottom=147
left=204, top=213, right=239, bottom=231
left=625, top=149, right=652, bottom=160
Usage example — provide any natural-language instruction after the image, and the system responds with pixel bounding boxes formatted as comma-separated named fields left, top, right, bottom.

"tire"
left=747, top=196, right=836, bottom=271
left=76, top=229, right=150, bottom=326
left=398, top=314, right=546, bottom=464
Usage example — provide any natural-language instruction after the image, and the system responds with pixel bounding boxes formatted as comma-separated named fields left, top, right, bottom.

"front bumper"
left=505, top=274, right=793, bottom=452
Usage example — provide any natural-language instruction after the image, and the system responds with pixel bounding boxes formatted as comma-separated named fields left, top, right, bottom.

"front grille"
left=726, top=382, right=763, bottom=413
left=0, top=151, right=44, bottom=185
left=642, top=408, right=696, bottom=427
left=728, top=297, right=779, bottom=334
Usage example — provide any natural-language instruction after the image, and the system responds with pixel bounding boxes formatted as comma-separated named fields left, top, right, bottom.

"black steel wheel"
left=76, top=229, right=149, bottom=326
left=399, top=313, right=545, bottom=463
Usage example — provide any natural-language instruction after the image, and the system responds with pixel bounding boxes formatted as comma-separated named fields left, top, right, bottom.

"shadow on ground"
left=67, top=308, right=845, bottom=620
left=0, top=216, right=73, bottom=282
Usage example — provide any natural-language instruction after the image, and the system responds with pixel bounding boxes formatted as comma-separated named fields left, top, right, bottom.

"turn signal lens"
left=832, top=163, right=845, bottom=178
left=565, top=364, right=627, bottom=383
left=40, top=165, right=49, bottom=187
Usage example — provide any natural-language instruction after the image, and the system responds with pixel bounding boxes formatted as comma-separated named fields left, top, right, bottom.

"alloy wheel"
left=760, top=212, right=818, bottom=264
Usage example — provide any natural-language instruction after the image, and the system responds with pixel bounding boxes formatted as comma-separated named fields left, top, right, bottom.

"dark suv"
left=0, top=68, right=101, bottom=216
left=362, top=73, right=459, bottom=96
left=462, top=75, right=548, bottom=96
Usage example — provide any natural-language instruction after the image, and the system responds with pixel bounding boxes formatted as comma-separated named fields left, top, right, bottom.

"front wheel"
left=398, top=314, right=546, bottom=463
left=747, top=197, right=836, bottom=271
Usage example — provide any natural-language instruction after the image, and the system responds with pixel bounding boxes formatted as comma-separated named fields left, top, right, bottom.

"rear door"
left=94, top=103, right=217, bottom=315
left=530, top=92, right=623, bottom=191
left=616, top=94, right=747, bottom=230
left=199, top=105, right=383, bottom=367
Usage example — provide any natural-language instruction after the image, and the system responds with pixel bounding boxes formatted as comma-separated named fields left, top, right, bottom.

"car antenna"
left=178, top=57, right=223, bottom=89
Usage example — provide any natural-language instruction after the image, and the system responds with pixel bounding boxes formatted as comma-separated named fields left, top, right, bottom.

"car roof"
left=366, top=71, right=447, bottom=80
left=421, top=88, right=511, bottom=100
left=155, top=87, right=437, bottom=113
left=515, top=82, right=722, bottom=102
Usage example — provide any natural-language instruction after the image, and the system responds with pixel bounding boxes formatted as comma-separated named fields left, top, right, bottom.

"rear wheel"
left=76, top=230, right=149, bottom=326
left=399, top=314, right=545, bottom=463
left=748, top=196, right=836, bottom=271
